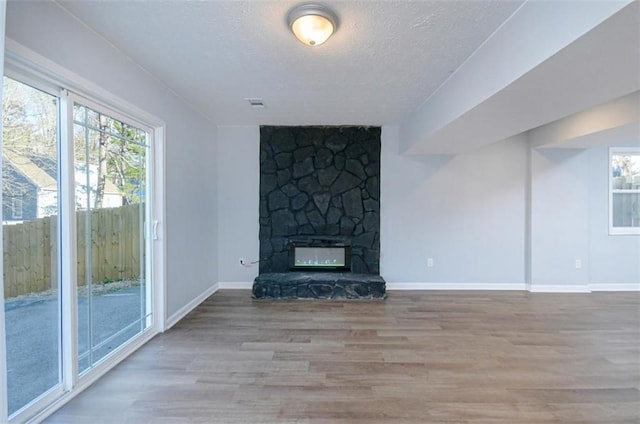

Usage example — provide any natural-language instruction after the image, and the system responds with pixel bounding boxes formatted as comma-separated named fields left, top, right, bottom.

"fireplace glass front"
left=289, top=237, right=351, bottom=271
left=294, top=247, right=345, bottom=268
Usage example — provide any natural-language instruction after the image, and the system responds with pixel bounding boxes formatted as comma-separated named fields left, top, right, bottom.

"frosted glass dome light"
left=288, top=4, right=338, bottom=47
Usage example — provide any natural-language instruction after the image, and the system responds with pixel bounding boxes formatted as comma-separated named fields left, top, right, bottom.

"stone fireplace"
left=252, top=126, right=385, bottom=299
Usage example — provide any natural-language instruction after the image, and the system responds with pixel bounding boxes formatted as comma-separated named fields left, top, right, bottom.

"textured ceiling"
left=56, top=0, right=524, bottom=126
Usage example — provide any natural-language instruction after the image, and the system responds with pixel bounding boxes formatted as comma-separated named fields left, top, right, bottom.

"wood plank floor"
left=45, top=290, right=640, bottom=424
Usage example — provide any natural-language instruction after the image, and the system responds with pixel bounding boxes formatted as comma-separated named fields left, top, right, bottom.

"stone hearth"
left=252, top=272, right=386, bottom=300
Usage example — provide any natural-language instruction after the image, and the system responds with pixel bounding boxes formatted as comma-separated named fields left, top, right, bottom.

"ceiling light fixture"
left=287, top=4, right=338, bottom=47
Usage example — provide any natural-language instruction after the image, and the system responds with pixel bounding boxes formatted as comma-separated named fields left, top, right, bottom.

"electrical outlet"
left=575, top=259, right=582, bottom=269
left=239, top=257, right=245, bottom=266
left=427, top=257, right=434, bottom=268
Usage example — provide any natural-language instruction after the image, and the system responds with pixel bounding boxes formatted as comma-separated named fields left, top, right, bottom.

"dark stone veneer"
left=253, top=272, right=386, bottom=300
left=259, top=126, right=381, bottom=275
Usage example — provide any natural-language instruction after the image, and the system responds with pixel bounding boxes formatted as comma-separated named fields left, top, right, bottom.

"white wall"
left=216, top=126, right=260, bottom=285
left=381, top=126, right=527, bottom=287
left=5, top=1, right=218, bottom=318
left=212, top=124, right=637, bottom=291
left=216, top=125, right=530, bottom=288
left=529, top=141, right=640, bottom=291
left=588, top=144, right=640, bottom=288
left=530, top=148, right=590, bottom=289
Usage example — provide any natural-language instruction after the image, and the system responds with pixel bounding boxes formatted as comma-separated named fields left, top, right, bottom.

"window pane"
left=612, top=192, right=640, bottom=228
left=73, top=103, right=85, bottom=124
left=73, top=103, right=150, bottom=374
left=612, top=153, right=640, bottom=190
left=2, top=76, right=61, bottom=415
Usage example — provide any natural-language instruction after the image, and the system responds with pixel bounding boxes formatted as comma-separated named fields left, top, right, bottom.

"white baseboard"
left=589, top=283, right=640, bottom=292
left=218, top=281, right=253, bottom=289
left=165, top=282, right=219, bottom=329
left=386, top=282, right=622, bottom=293
left=386, top=282, right=526, bottom=291
left=212, top=281, right=638, bottom=294
left=528, top=284, right=591, bottom=293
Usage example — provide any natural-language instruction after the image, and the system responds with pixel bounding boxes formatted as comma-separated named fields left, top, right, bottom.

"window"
left=11, top=197, right=23, bottom=219
left=610, top=147, right=640, bottom=235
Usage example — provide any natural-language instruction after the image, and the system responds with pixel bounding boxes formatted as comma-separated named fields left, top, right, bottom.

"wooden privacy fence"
left=3, top=204, right=142, bottom=298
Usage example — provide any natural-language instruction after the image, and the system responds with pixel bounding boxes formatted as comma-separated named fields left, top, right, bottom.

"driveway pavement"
left=4, top=285, right=144, bottom=415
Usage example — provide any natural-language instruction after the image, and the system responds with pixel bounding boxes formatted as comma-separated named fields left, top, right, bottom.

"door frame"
left=1, top=41, right=166, bottom=424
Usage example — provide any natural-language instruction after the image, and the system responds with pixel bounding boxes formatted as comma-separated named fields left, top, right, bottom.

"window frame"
left=2, top=45, right=167, bottom=424
left=2, top=71, right=66, bottom=422
left=609, top=147, right=640, bottom=235
left=69, top=92, right=155, bottom=376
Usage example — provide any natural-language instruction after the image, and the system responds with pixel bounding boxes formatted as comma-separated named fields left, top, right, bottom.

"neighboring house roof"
left=3, top=150, right=121, bottom=195
left=3, top=150, right=57, bottom=191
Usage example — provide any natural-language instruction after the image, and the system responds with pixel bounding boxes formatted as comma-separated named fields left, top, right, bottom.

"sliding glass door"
left=72, top=101, right=151, bottom=373
left=2, top=76, right=61, bottom=416
left=1, top=72, right=160, bottom=422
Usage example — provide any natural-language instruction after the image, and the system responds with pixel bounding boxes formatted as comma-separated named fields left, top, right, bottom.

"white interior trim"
left=386, top=282, right=527, bottom=291
left=609, top=146, right=640, bottom=235
left=528, top=284, right=591, bottom=293
left=213, top=281, right=639, bottom=293
left=165, top=283, right=219, bottom=329
left=0, top=2, right=8, bottom=419
left=590, top=283, right=640, bottom=292
left=4, top=38, right=164, bottom=128
left=153, top=125, right=167, bottom=332
left=59, top=88, right=78, bottom=395
left=218, top=281, right=254, bottom=290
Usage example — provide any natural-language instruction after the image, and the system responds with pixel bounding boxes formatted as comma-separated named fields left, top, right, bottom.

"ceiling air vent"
left=245, top=98, right=265, bottom=108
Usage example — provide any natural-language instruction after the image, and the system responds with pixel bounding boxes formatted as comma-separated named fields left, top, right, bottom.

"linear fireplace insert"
left=289, top=236, right=351, bottom=271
